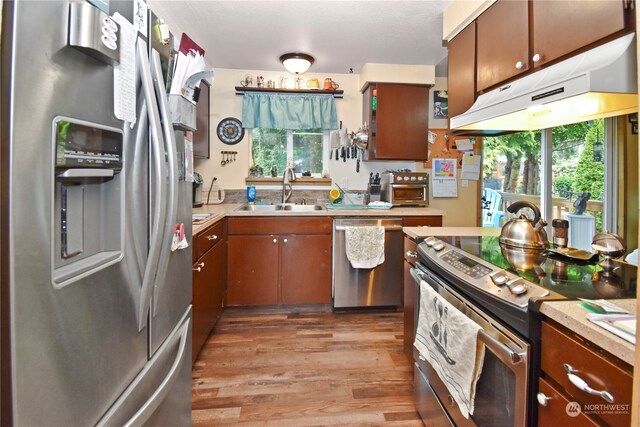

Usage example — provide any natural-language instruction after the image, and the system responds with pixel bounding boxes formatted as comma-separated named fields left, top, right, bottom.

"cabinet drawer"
left=195, top=220, right=224, bottom=260
left=537, top=378, right=599, bottom=427
left=227, top=216, right=332, bottom=235
left=402, top=216, right=442, bottom=227
left=541, top=321, right=632, bottom=427
left=404, top=237, right=417, bottom=266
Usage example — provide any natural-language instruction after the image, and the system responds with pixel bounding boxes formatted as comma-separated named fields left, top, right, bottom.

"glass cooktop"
left=438, top=236, right=637, bottom=300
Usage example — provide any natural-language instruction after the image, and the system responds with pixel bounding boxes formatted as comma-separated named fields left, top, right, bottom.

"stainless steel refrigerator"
left=1, top=1, right=193, bottom=425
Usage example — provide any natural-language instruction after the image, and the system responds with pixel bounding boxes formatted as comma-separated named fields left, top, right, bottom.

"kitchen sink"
left=235, top=204, right=324, bottom=212
left=281, top=204, right=324, bottom=211
left=235, top=204, right=281, bottom=211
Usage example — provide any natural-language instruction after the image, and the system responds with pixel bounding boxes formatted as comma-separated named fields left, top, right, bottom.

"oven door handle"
left=411, top=267, right=427, bottom=284
left=478, top=329, right=526, bottom=365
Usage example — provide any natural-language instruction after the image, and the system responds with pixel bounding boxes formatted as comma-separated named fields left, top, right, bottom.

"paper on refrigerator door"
left=170, top=33, right=206, bottom=95
left=112, top=13, right=137, bottom=125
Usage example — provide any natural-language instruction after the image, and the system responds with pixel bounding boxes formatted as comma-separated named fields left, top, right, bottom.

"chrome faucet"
left=282, top=166, right=296, bottom=203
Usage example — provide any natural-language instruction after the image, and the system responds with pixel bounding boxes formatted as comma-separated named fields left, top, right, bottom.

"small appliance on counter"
left=193, top=172, right=204, bottom=207
left=380, top=171, right=429, bottom=206
left=365, top=172, right=381, bottom=205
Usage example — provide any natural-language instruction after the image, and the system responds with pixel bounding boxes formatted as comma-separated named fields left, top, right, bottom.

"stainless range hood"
left=450, top=33, right=638, bottom=135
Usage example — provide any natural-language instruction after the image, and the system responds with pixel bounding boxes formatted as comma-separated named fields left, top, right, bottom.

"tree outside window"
left=482, top=119, right=607, bottom=233
left=251, top=128, right=326, bottom=177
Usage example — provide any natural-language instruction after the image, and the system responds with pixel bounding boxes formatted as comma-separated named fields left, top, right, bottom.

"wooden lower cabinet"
left=192, top=224, right=226, bottom=363
left=402, top=216, right=443, bottom=227
left=226, top=235, right=279, bottom=305
left=280, top=234, right=332, bottom=304
left=539, top=320, right=632, bottom=427
left=537, top=378, right=599, bottom=427
left=226, top=217, right=332, bottom=306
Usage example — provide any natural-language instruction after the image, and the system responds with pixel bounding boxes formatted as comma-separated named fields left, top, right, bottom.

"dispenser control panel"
left=54, top=118, right=122, bottom=173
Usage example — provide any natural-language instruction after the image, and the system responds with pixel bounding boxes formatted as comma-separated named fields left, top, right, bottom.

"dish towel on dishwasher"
left=414, top=280, right=485, bottom=419
left=345, top=226, right=385, bottom=269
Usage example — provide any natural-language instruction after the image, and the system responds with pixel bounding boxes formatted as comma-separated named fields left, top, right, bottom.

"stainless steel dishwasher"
left=333, top=218, right=403, bottom=309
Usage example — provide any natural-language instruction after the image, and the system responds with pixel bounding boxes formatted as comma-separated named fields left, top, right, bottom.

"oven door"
left=390, top=184, right=428, bottom=206
left=412, top=266, right=529, bottom=427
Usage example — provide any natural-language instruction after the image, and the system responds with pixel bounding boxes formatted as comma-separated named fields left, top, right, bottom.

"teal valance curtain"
left=242, top=92, right=339, bottom=130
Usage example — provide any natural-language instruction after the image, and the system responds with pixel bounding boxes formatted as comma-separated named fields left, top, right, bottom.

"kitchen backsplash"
left=214, top=189, right=365, bottom=205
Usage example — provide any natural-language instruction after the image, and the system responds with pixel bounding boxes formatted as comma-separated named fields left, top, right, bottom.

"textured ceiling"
left=148, top=0, right=451, bottom=76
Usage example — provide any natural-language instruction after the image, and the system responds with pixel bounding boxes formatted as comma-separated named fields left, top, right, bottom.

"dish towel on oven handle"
left=345, top=226, right=385, bottom=269
left=414, top=280, right=486, bottom=419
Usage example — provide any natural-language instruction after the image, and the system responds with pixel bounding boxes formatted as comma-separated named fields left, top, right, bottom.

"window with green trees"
left=251, top=128, right=326, bottom=177
left=483, top=119, right=609, bottom=234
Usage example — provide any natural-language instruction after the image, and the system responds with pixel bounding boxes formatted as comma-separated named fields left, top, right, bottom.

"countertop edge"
left=192, top=204, right=446, bottom=235
left=403, top=226, right=501, bottom=239
left=539, top=299, right=636, bottom=366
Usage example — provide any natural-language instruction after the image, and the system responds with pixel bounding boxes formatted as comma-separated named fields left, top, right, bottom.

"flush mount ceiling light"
left=280, top=53, right=314, bottom=75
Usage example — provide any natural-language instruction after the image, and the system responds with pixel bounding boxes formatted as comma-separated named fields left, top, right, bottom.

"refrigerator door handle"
left=150, top=49, right=179, bottom=315
left=136, top=39, right=168, bottom=332
left=96, top=316, right=191, bottom=427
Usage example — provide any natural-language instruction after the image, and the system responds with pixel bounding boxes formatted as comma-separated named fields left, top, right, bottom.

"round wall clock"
left=217, top=117, right=244, bottom=145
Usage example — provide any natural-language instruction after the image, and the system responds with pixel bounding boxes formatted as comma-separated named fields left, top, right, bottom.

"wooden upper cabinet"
left=476, top=0, right=529, bottom=93
left=532, top=0, right=628, bottom=69
left=363, top=83, right=430, bottom=160
left=448, top=22, right=476, bottom=119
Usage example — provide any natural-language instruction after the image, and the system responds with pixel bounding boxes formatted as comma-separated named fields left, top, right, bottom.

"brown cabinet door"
left=280, top=234, right=332, bottom=304
left=476, top=0, right=529, bottom=92
left=374, top=83, right=430, bottom=160
left=541, top=321, right=632, bottom=427
left=192, top=239, right=226, bottom=362
left=448, top=22, right=476, bottom=119
left=402, top=216, right=443, bottom=227
left=537, top=378, right=599, bottom=427
left=532, top=0, right=627, bottom=69
left=227, top=235, right=279, bottom=306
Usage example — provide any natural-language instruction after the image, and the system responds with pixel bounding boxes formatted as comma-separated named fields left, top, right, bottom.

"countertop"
left=403, top=226, right=501, bottom=239
left=540, top=299, right=636, bottom=366
left=192, top=204, right=446, bottom=236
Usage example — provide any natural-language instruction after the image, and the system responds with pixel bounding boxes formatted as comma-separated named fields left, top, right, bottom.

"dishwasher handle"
left=335, top=224, right=403, bottom=231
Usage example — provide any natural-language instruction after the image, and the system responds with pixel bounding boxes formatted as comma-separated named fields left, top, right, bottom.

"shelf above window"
left=235, top=86, right=344, bottom=99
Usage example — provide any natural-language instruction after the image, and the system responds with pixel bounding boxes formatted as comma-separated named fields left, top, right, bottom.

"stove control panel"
left=440, top=251, right=492, bottom=280
left=417, top=239, right=550, bottom=308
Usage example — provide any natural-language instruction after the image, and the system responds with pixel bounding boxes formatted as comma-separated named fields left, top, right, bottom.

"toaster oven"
left=380, top=172, right=429, bottom=206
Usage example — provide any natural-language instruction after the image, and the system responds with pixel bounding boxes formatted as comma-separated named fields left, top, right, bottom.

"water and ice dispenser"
left=52, top=117, right=124, bottom=287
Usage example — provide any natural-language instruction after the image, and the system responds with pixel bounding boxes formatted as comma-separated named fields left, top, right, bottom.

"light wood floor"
left=191, top=306, right=422, bottom=426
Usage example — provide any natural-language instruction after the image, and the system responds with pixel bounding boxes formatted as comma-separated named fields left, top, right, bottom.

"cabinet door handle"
left=192, top=266, right=201, bottom=272
left=537, top=393, right=551, bottom=407
left=532, top=53, right=541, bottom=63
left=207, top=234, right=218, bottom=241
left=406, top=251, right=417, bottom=258
left=283, top=238, right=288, bottom=243
left=515, top=61, right=524, bottom=70
left=272, top=238, right=277, bottom=244
left=564, top=363, right=614, bottom=403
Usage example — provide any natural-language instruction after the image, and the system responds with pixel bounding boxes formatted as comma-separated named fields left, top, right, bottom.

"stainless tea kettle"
left=349, top=125, right=368, bottom=150
left=499, top=201, right=549, bottom=250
